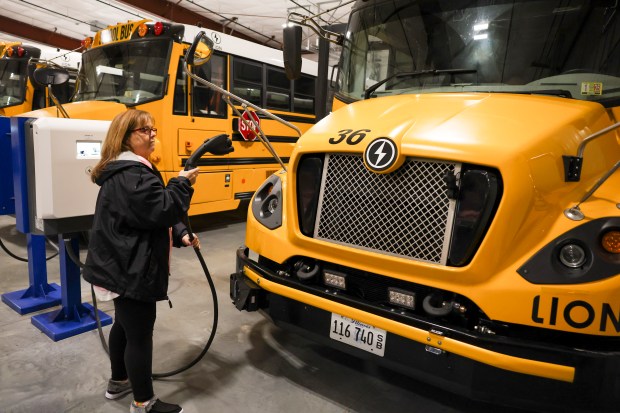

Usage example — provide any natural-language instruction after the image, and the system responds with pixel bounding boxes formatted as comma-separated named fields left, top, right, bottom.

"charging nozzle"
left=184, top=134, right=234, bottom=170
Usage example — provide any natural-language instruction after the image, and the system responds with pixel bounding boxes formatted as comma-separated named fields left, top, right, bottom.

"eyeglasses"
left=132, top=127, right=157, bottom=135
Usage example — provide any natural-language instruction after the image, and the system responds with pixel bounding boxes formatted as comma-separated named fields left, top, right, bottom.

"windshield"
left=0, top=59, right=27, bottom=108
left=339, top=0, right=620, bottom=103
left=75, top=38, right=172, bottom=106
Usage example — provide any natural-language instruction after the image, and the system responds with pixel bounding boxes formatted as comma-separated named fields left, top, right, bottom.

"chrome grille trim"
left=314, top=154, right=460, bottom=265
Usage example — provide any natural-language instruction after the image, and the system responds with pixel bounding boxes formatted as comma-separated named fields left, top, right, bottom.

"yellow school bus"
left=21, top=20, right=318, bottom=215
left=0, top=41, right=78, bottom=117
left=231, top=1, right=620, bottom=411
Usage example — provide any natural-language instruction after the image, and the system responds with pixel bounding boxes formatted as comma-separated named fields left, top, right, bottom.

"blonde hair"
left=90, top=110, right=154, bottom=183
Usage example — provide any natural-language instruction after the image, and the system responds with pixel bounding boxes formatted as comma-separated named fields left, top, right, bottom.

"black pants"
left=110, top=296, right=156, bottom=403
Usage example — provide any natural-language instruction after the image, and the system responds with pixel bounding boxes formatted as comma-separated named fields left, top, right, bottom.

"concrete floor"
left=0, top=209, right=536, bottom=413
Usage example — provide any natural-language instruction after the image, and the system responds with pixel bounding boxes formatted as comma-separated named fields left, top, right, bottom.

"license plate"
left=329, top=313, right=386, bottom=357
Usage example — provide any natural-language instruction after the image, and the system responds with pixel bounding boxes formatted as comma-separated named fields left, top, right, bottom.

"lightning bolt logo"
left=374, top=142, right=387, bottom=165
left=364, top=138, right=397, bottom=172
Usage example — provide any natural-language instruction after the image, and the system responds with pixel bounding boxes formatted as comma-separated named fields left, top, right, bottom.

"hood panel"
left=304, top=93, right=613, bottom=166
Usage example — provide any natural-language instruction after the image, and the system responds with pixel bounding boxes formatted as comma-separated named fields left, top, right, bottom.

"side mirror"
left=186, top=32, right=214, bottom=67
left=283, top=25, right=302, bottom=80
left=32, top=66, right=70, bottom=87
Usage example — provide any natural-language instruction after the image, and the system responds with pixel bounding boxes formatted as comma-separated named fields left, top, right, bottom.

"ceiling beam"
left=0, top=15, right=81, bottom=50
left=118, top=0, right=273, bottom=46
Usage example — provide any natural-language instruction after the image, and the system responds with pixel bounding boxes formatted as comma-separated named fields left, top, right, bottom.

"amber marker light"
left=81, top=37, right=93, bottom=49
left=138, top=23, right=148, bottom=37
left=6, top=47, right=13, bottom=57
left=601, top=230, right=620, bottom=253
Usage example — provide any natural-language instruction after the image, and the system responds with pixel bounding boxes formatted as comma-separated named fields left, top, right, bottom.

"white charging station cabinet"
left=27, top=117, right=110, bottom=234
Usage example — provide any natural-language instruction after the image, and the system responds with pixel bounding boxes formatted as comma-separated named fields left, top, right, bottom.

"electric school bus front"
left=231, top=1, right=620, bottom=411
left=21, top=19, right=318, bottom=215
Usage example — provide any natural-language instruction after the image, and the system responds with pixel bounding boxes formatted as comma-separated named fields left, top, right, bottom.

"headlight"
left=558, top=243, right=587, bottom=268
left=517, top=218, right=620, bottom=284
left=251, top=174, right=282, bottom=229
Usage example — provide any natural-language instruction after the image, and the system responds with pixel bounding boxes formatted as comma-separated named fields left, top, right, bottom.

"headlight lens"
left=267, top=197, right=279, bottom=214
left=251, top=174, right=283, bottom=229
left=558, top=243, right=587, bottom=268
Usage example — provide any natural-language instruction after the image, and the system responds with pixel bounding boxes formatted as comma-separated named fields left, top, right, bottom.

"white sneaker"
left=105, top=379, right=132, bottom=400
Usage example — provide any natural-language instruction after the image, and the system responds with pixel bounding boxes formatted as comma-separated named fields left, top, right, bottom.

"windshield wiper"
left=364, top=68, right=477, bottom=99
left=511, top=89, right=573, bottom=98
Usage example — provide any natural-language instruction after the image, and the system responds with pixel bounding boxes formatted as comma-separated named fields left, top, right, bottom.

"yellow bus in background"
left=231, top=1, right=620, bottom=411
left=0, top=41, right=78, bottom=117
left=22, top=20, right=318, bottom=215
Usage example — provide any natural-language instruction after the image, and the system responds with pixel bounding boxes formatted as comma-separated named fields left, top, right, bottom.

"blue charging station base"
left=1, top=283, right=62, bottom=314
left=31, top=302, right=112, bottom=341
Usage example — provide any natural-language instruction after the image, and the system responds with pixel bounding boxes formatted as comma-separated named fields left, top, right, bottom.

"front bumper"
left=231, top=247, right=620, bottom=412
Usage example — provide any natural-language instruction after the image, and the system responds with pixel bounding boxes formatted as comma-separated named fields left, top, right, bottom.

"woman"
left=83, top=109, right=199, bottom=413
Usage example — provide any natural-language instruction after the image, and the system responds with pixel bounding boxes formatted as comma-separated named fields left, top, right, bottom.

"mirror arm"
left=229, top=102, right=285, bottom=170
left=183, top=60, right=297, bottom=172
left=47, top=85, right=70, bottom=119
left=183, top=61, right=301, bottom=136
left=287, top=12, right=344, bottom=45
left=183, top=31, right=304, bottom=172
left=563, top=121, right=620, bottom=181
left=564, top=160, right=620, bottom=221
left=576, top=121, right=620, bottom=158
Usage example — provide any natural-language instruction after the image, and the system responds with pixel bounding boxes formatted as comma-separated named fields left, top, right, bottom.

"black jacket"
left=83, top=159, right=194, bottom=302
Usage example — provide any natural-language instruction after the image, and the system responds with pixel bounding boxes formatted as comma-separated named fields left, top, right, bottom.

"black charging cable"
left=153, top=219, right=218, bottom=378
left=150, top=134, right=233, bottom=378
left=62, top=222, right=218, bottom=378
left=0, top=236, right=59, bottom=262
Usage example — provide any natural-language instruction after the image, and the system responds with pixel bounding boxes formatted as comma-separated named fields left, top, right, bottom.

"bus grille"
left=314, top=154, right=459, bottom=264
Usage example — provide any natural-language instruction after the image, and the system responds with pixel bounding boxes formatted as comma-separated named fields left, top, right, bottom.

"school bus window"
left=266, top=67, right=291, bottom=111
left=191, top=53, right=226, bottom=117
left=173, top=57, right=187, bottom=115
left=75, top=38, right=171, bottom=106
left=232, top=58, right=262, bottom=106
left=366, top=43, right=394, bottom=91
left=293, top=75, right=315, bottom=114
left=0, top=59, right=27, bottom=108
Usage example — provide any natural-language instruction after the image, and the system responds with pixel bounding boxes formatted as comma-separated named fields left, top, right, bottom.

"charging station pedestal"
left=1, top=117, right=61, bottom=314
left=31, top=236, right=111, bottom=341
left=5, top=117, right=112, bottom=340
left=0, top=234, right=62, bottom=314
